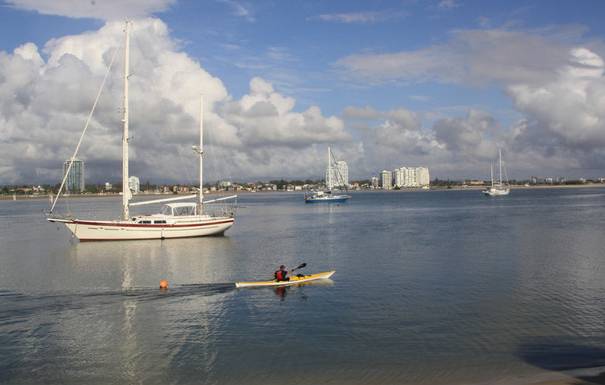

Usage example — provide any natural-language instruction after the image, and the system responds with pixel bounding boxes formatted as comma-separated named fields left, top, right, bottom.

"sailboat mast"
left=121, top=21, right=130, bottom=220
left=199, top=95, right=204, bottom=211
left=490, top=163, right=494, bottom=187
left=498, top=148, right=502, bottom=186
left=327, top=146, right=332, bottom=190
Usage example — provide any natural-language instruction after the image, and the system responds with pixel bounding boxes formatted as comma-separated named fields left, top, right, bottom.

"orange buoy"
left=159, top=279, right=169, bottom=289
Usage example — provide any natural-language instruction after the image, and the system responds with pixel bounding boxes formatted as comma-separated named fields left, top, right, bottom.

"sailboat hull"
left=305, top=195, right=350, bottom=203
left=48, top=217, right=234, bottom=241
left=482, top=188, right=510, bottom=196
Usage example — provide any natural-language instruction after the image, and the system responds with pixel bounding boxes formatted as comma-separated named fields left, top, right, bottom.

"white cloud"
left=338, top=27, right=605, bottom=176
left=432, top=109, right=499, bottom=158
left=5, top=0, right=175, bottom=20
left=218, top=0, right=255, bottom=22
left=343, top=103, right=604, bottom=179
left=2, top=17, right=604, bottom=184
left=311, top=10, right=406, bottom=24
left=438, top=0, right=460, bottom=10
left=221, top=77, right=349, bottom=148
left=337, top=28, right=574, bottom=86
left=0, top=18, right=351, bottom=184
left=507, top=47, right=605, bottom=152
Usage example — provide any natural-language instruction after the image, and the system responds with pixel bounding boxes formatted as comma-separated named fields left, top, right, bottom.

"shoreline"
left=1, top=183, right=603, bottom=201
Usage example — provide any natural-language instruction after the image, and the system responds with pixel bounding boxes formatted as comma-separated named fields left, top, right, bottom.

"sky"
left=0, top=0, right=604, bottom=184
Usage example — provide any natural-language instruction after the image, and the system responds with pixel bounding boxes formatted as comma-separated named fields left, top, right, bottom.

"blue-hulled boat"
left=304, top=190, right=350, bottom=203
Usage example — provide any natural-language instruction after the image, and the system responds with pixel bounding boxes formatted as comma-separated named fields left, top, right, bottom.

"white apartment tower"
left=326, top=160, right=349, bottom=188
left=380, top=170, right=392, bottom=190
left=417, top=167, right=430, bottom=187
left=393, top=168, right=403, bottom=187
left=390, top=166, right=430, bottom=188
left=128, top=176, right=140, bottom=194
left=336, top=161, right=348, bottom=187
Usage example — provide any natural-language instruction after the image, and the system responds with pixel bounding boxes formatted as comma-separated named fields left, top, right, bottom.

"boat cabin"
left=131, top=202, right=201, bottom=224
left=161, top=202, right=198, bottom=216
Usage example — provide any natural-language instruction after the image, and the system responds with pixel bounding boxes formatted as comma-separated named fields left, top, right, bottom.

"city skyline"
left=1, top=1, right=604, bottom=185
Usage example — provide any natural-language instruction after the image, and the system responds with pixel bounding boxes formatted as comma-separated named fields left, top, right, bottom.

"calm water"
left=1, top=188, right=605, bottom=384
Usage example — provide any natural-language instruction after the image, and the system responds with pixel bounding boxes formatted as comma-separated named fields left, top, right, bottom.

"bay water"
left=1, top=188, right=605, bottom=384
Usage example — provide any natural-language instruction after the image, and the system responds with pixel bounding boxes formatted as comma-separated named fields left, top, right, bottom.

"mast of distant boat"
left=327, top=146, right=331, bottom=191
left=490, top=163, right=494, bottom=188
left=498, top=148, right=503, bottom=187
left=121, top=21, right=131, bottom=220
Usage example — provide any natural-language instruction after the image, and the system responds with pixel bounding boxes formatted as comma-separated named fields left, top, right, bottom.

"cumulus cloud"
left=2, top=16, right=604, bottom=184
left=338, top=26, right=605, bottom=177
left=5, top=0, right=175, bottom=20
left=343, top=103, right=598, bottom=179
left=343, top=106, right=446, bottom=176
left=506, top=47, right=605, bottom=171
left=433, top=110, right=497, bottom=154
left=0, top=18, right=350, bottom=184
left=221, top=77, right=348, bottom=147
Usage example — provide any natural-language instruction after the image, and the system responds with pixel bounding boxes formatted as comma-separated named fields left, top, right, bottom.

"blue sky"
left=1, top=0, right=605, bottom=183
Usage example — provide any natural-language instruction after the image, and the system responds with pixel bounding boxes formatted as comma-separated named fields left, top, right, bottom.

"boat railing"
left=203, top=201, right=237, bottom=218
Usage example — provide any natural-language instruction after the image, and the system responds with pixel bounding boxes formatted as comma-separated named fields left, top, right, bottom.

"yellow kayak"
left=235, top=271, right=335, bottom=288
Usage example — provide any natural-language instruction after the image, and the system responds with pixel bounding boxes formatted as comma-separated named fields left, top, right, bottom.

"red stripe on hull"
left=78, top=232, right=228, bottom=242
left=71, top=219, right=234, bottom=228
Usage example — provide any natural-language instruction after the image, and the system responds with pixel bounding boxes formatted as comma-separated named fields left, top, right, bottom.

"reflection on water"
left=1, top=188, right=605, bottom=384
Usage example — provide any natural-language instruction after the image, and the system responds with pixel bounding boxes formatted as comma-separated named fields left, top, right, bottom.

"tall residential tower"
left=62, top=159, right=85, bottom=193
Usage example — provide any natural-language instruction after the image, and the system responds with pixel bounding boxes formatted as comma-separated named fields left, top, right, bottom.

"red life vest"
left=275, top=270, right=286, bottom=281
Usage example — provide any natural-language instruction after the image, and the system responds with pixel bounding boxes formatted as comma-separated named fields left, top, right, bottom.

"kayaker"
left=274, top=265, right=290, bottom=282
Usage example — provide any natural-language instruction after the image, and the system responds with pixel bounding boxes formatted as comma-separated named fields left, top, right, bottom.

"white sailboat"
left=483, top=148, right=510, bottom=196
left=305, top=146, right=350, bottom=203
left=47, top=22, right=236, bottom=241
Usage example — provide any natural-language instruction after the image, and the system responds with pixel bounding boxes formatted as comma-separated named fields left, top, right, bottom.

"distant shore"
left=430, top=183, right=605, bottom=192
left=1, top=183, right=604, bottom=201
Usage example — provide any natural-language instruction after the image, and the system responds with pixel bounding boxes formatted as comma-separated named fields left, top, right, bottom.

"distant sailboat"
left=47, top=22, right=236, bottom=241
left=305, top=146, right=351, bottom=203
left=483, top=148, right=510, bottom=196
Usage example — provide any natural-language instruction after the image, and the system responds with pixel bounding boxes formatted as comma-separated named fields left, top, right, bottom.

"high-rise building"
left=417, top=167, right=430, bottom=187
left=405, top=167, right=418, bottom=187
left=371, top=176, right=379, bottom=189
left=128, top=176, right=140, bottom=194
left=336, top=160, right=348, bottom=187
left=325, top=160, right=349, bottom=188
left=390, top=166, right=430, bottom=188
left=63, top=159, right=85, bottom=193
left=393, top=168, right=403, bottom=187
left=380, top=170, right=392, bottom=190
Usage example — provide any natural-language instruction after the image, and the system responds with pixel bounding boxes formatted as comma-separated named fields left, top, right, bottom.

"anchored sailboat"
left=47, top=22, right=236, bottom=241
left=304, top=146, right=350, bottom=203
left=483, top=148, right=510, bottom=197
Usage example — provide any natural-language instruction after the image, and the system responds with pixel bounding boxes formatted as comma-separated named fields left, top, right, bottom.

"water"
left=1, top=188, right=605, bottom=384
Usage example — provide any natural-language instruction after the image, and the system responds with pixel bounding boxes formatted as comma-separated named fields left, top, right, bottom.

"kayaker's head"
left=279, top=265, right=286, bottom=271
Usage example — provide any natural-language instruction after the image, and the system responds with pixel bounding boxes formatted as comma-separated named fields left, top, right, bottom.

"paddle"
left=290, top=263, right=307, bottom=273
